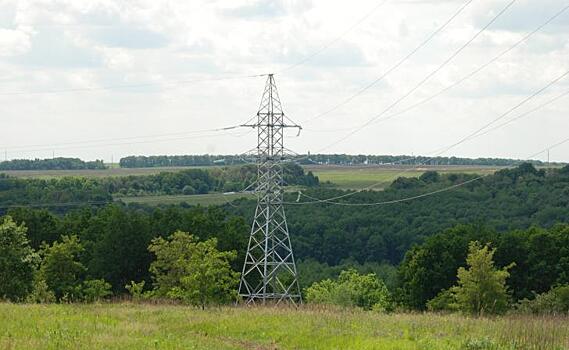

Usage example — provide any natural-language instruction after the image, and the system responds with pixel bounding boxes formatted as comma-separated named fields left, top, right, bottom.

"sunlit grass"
left=0, top=303, right=567, bottom=350
left=307, top=166, right=501, bottom=190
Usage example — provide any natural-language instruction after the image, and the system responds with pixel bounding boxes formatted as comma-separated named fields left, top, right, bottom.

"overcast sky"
left=0, top=0, right=568, bottom=162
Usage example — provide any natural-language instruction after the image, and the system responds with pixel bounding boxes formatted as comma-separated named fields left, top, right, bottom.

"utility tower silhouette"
left=239, top=74, right=302, bottom=304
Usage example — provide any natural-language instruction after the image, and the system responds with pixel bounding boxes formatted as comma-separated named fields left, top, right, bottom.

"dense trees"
left=5, top=205, right=248, bottom=294
left=120, top=154, right=546, bottom=167
left=0, top=164, right=318, bottom=208
left=1, top=163, right=568, bottom=312
left=0, top=216, right=36, bottom=301
left=0, top=158, right=105, bottom=171
left=274, top=164, right=569, bottom=267
left=398, top=224, right=569, bottom=310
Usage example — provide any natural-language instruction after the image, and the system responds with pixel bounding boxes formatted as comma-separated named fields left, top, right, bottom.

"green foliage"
left=0, top=163, right=317, bottom=207
left=39, top=235, right=86, bottom=301
left=125, top=280, right=146, bottom=300
left=427, top=289, right=457, bottom=312
left=398, top=223, right=569, bottom=310
left=81, top=279, right=112, bottom=302
left=0, top=157, right=106, bottom=171
left=517, top=284, right=569, bottom=315
left=305, top=269, right=392, bottom=311
left=26, top=275, right=56, bottom=303
left=298, top=259, right=397, bottom=293
left=0, top=216, right=36, bottom=301
left=453, top=242, right=513, bottom=316
left=149, top=231, right=239, bottom=308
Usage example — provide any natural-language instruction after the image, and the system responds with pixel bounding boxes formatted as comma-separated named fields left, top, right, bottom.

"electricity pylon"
left=239, top=74, right=302, bottom=304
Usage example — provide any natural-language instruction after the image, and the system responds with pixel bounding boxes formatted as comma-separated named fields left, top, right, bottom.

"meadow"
left=306, top=165, right=502, bottom=190
left=0, top=165, right=502, bottom=205
left=0, top=303, right=567, bottom=350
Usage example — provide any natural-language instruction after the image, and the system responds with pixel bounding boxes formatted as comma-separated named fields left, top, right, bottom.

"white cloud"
left=0, top=27, right=31, bottom=56
left=0, top=0, right=568, bottom=162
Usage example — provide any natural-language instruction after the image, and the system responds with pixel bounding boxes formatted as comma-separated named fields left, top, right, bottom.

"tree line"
left=120, top=154, right=549, bottom=168
left=2, top=209, right=568, bottom=315
left=0, top=164, right=319, bottom=208
left=1, top=163, right=569, bottom=314
left=0, top=158, right=106, bottom=171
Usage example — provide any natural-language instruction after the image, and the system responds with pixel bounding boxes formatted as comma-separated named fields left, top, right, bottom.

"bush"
left=81, top=279, right=112, bottom=302
left=305, top=269, right=392, bottom=311
left=517, top=284, right=569, bottom=315
left=149, top=231, right=239, bottom=308
left=125, top=280, right=146, bottom=301
left=39, top=235, right=86, bottom=301
left=26, top=276, right=56, bottom=303
left=427, top=289, right=457, bottom=312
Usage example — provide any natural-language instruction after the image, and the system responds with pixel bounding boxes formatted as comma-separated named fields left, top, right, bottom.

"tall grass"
left=0, top=303, right=567, bottom=349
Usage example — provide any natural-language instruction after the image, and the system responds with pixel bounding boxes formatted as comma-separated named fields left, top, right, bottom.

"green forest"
left=120, top=154, right=547, bottom=168
left=0, top=163, right=318, bottom=207
left=0, top=157, right=106, bottom=170
left=1, top=163, right=569, bottom=315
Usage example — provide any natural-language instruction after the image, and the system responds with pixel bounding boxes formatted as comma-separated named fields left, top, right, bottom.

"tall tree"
left=39, top=235, right=86, bottom=301
left=453, top=241, right=513, bottom=316
left=0, top=216, right=36, bottom=301
left=149, top=231, right=239, bottom=308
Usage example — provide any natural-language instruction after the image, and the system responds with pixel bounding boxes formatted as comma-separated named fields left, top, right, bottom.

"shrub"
left=125, top=280, right=146, bottom=301
left=81, top=279, right=112, bottom=302
left=427, top=289, right=457, bottom=312
left=305, top=269, right=392, bottom=311
left=517, top=284, right=569, bottom=315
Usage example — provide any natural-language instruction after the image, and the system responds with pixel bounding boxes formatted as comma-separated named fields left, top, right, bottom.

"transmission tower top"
left=242, top=74, right=302, bottom=136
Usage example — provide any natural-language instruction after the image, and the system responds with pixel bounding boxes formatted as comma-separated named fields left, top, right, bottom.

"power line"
left=2, top=129, right=253, bottom=156
left=279, top=0, right=390, bottom=74
left=286, top=135, right=569, bottom=207
left=0, top=123, right=252, bottom=152
left=288, top=65, right=569, bottom=204
left=367, top=2, right=569, bottom=127
left=315, top=0, right=518, bottom=153
left=303, top=0, right=475, bottom=123
left=0, top=74, right=267, bottom=96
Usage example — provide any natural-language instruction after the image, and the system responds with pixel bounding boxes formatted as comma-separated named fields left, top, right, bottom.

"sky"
left=0, top=0, right=568, bottom=162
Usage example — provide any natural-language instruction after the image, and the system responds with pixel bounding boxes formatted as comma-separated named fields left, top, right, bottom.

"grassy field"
left=306, top=165, right=503, bottom=190
left=0, top=166, right=214, bottom=179
left=0, top=303, right=567, bottom=350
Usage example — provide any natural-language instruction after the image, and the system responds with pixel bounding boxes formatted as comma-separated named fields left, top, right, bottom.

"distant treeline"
left=120, top=154, right=552, bottom=168
left=297, top=154, right=549, bottom=166
left=0, top=158, right=106, bottom=171
left=120, top=155, right=248, bottom=168
left=0, top=164, right=318, bottom=208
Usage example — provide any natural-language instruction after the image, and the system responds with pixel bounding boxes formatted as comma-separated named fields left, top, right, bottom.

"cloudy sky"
left=0, top=0, right=568, bottom=162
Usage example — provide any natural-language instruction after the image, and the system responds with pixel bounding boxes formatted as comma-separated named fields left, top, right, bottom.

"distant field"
left=0, top=166, right=217, bottom=179
left=0, top=303, right=566, bottom=350
left=115, top=192, right=255, bottom=206
left=306, top=165, right=504, bottom=190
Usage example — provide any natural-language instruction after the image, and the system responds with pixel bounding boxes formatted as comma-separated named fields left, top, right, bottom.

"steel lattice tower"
left=239, top=74, right=302, bottom=304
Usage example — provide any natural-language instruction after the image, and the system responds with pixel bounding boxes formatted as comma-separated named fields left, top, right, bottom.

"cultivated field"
left=306, top=165, right=503, bottom=190
left=0, top=303, right=566, bottom=350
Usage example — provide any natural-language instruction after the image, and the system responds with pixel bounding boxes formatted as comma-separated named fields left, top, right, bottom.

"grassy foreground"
left=0, top=303, right=567, bottom=350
